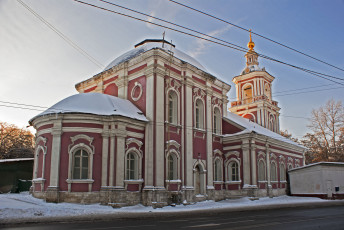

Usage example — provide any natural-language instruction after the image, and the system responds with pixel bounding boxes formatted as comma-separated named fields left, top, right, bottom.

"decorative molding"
left=225, top=151, right=240, bottom=158
left=258, top=151, right=266, bottom=159
left=131, top=81, right=143, bottom=101
left=213, top=149, right=224, bottom=157
left=193, top=88, right=206, bottom=102
left=165, top=78, right=181, bottom=92
left=212, top=97, right=223, bottom=107
left=270, top=152, right=277, bottom=159
left=165, top=140, right=181, bottom=150
left=193, top=130, right=206, bottom=139
left=126, top=138, right=143, bottom=152
left=35, top=136, right=47, bottom=146
left=68, top=134, right=95, bottom=153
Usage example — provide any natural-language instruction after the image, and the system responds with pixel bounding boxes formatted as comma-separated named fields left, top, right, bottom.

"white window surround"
left=125, top=147, right=143, bottom=181
left=213, top=106, right=222, bottom=134
left=226, top=159, right=241, bottom=182
left=270, top=161, right=277, bottom=182
left=280, top=162, right=286, bottom=181
left=242, top=83, right=254, bottom=103
left=165, top=148, right=180, bottom=181
left=67, top=142, right=94, bottom=192
left=213, top=157, right=223, bottom=182
left=33, top=145, right=47, bottom=179
left=194, top=98, right=205, bottom=129
left=33, top=136, right=48, bottom=193
left=166, top=89, right=179, bottom=125
left=257, top=159, right=266, bottom=182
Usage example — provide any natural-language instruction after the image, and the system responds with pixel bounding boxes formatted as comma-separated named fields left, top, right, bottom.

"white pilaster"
left=155, top=72, right=165, bottom=188
left=101, top=123, right=109, bottom=187
left=206, top=88, right=213, bottom=188
left=49, top=119, right=62, bottom=187
left=185, top=78, right=193, bottom=188
left=109, top=122, right=116, bottom=186
left=115, top=123, right=126, bottom=188
left=242, top=139, right=251, bottom=186
left=144, top=72, right=154, bottom=188
left=250, top=139, right=257, bottom=186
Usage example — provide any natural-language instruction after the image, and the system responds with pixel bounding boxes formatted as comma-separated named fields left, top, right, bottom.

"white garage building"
left=289, top=162, right=344, bottom=199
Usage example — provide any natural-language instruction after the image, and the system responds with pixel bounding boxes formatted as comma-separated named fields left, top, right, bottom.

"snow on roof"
left=104, top=40, right=208, bottom=73
left=241, top=64, right=265, bottom=75
left=30, top=93, right=148, bottom=122
left=289, top=162, right=344, bottom=172
left=0, top=158, right=34, bottom=163
left=224, top=112, right=305, bottom=148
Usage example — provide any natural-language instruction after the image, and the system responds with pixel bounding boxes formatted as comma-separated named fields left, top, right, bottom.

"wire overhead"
left=17, top=0, right=105, bottom=69
left=73, top=0, right=344, bottom=86
left=168, top=0, right=344, bottom=73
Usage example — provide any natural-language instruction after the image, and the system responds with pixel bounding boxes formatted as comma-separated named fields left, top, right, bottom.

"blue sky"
left=1, top=0, right=343, bottom=138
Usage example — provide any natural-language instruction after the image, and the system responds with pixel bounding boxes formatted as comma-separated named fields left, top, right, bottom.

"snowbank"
left=0, top=192, right=331, bottom=223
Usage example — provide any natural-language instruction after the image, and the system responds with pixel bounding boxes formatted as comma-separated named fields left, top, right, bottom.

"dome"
left=104, top=39, right=207, bottom=72
left=30, top=93, right=147, bottom=122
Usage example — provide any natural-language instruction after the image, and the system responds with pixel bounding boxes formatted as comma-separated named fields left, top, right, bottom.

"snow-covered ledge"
left=32, top=178, right=46, bottom=192
left=225, top=180, right=242, bottom=185
left=32, top=178, right=46, bottom=183
left=165, top=179, right=182, bottom=184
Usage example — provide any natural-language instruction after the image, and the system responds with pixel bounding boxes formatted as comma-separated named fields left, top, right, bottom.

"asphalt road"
left=2, top=205, right=344, bottom=230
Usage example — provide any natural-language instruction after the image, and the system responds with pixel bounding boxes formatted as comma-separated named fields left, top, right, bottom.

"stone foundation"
left=31, top=186, right=287, bottom=207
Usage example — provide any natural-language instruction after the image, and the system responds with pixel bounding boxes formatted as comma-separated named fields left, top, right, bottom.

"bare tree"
left=302, top=99, right=344, bottom=163
left=0, top=122, right=34, bottom=159
left=280, top=129, right=299, bottom=143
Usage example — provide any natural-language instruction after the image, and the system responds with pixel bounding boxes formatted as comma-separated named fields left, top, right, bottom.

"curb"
left=1, top=200, right=344, bottom=226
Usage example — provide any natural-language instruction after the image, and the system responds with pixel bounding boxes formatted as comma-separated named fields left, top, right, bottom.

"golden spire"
left=247, top=29, right=255, bottom=51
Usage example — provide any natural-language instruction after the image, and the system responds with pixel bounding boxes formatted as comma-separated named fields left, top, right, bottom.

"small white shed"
left=289, top=162, right=344, bottom=199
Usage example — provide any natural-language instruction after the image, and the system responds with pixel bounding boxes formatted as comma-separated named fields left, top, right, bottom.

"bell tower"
left=229, top=30, right=281, bottom=133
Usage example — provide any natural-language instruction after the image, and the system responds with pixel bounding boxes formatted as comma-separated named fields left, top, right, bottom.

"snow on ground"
left=0, top=192, right=331, bottom=222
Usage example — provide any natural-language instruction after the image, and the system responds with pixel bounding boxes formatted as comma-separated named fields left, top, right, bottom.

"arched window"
left=270, top=161, right=277, bottom=181
left=126, top=152, right=138, bottom=180
left=167, top=153, right=178, bottom=180
left=258, top=160, right=266, bottom=181
left=269, top=115, right=275, bottom=132
left=213, top=107, right=221, bottom=134
left=168, top=91, right=178, bottom=124
left=288, top=164, right=293, bottom=171
left=280, top=163, right=286, bottom=181
left=195, top=99, right=204, bottom=129
left=214, top=158, right=222, bottom=181
left=228, top=161, right=239, bottom=181
left=243, top=84, right=253, bottom=104
left=72, top=149, right=90, bottom=180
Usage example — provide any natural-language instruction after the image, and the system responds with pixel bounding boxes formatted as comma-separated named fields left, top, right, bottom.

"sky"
left=1, top=0, right=343, bottom=139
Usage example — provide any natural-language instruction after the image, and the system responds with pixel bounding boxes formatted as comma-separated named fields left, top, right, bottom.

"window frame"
left=72, top=148, right=90, bottom=180
left=195, top=98, right=204, bottom=129
left=214, top=158, right=223, bottom=182
left=258, top=159, right=266, bottom=182
left=280, top=163, right=286, bottom=182
left=226, top=159, right=241, bottom=183
left=213, top=107, right=221, bottom=134
left=167, top=91, right=178, bottom=124
left=270, top=161, right=277, bottom=182
left=125, top=151, right=139, bottom=180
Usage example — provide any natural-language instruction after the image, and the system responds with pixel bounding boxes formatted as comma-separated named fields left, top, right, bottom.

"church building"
left=29, top=35, right=305, bottom=207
